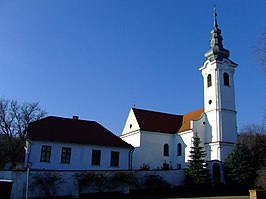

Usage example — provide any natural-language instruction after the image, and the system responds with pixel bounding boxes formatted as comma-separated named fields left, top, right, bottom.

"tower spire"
left=204, top=5, right=230, bottom=61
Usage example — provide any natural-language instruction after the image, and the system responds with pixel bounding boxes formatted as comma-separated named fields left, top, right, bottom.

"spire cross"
left=213, top=4, right=218, bottom=28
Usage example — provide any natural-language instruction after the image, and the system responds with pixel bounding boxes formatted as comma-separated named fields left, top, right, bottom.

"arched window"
left=177, top=143, right=182, bottom=156
left=207, top=74, right=212, bottom=87
left=223, top=72, right=230, bottom=86
left=163, top=144, right=169, bottom=156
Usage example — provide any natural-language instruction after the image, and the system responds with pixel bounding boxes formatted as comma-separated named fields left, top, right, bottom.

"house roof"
left=132, top=108, right=204, bottom=134
left=27, top=116, right=133, bottom=149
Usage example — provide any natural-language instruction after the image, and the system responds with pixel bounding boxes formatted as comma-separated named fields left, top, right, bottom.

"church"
left=120, top=7, right=238, bottom=181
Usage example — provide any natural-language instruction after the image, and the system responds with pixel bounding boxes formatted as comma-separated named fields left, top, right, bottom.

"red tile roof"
left=132, top=108, right=204, bottom=134
left=133, top=108, right=183, bottom=134
left=27, top=116, right=133, bottom=149
left=177, top=108, right=204, bottom=133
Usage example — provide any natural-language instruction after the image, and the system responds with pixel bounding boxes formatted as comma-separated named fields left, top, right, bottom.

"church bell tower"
left=199, top=7, right=238, bottom=161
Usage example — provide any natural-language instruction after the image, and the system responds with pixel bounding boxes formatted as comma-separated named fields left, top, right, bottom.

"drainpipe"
left=25, top=140, right=32, bottom=169
left=25, top=140, right=32, bottom=199
left=128, top=148, right=134, bottom=170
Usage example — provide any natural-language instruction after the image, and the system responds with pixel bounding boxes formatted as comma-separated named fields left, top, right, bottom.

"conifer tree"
left=224, top=143, right=256, bottom=187
left=186, top=133, right=209, bottom=185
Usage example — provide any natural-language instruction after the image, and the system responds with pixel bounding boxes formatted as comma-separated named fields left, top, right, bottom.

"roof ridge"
left=40, top=115, right=97, bottom=123
left=132, top=107, right=182, bottom=117
left=183, top=107, right=204, bottom=116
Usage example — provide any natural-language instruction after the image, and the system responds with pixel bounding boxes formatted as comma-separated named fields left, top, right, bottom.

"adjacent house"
left=25, top=116, right=133, bottom=170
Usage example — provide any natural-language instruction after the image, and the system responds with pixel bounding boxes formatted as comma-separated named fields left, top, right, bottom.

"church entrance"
left=213, top=163, right=221, bottom=185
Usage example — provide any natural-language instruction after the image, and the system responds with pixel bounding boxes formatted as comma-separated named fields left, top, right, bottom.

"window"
left=110, top=151, right=119, bottom=167
left=177, top=143, right=182, bottom=156
left=40, top=145, right=51, bottom=162
left=207, top=74, right=212, bottom=87
left=91, top=150, right=101, bottom=165
left=223, top=72, right=230, bottom=86
left=61, top=147, right=71, bottom=163
left=177, top=164, right=182, bottom=170
left=163, top=144, right=169, bottom=156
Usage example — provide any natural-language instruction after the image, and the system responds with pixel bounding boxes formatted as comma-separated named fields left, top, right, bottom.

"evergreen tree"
left=224, top=143, right=256, bottom=188
left=186, top=133, right=209, bottom=185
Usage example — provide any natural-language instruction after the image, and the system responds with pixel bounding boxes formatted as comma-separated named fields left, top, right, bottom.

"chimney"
left=72, top=116, right=79, bottom=120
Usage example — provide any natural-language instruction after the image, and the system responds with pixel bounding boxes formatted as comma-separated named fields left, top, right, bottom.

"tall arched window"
left=177, top=143, right=182, bottom=156
left=163, top=144, right=169, bottom=156
left=223, top=72, right=230, bottom=86
left=207, top=74, right=212, bottom=87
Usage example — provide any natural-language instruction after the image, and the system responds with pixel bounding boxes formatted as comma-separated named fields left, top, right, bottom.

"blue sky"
left=0, top=0, right=265, bottom=135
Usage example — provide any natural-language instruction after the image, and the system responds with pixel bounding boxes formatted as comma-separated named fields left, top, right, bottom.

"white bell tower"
left=199, top=7, right=238, bottom=162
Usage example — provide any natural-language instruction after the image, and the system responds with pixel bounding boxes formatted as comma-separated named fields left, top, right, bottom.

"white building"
left=25, top=116, right=133, bottom=170
left=120, top=8, right=237, bottom=182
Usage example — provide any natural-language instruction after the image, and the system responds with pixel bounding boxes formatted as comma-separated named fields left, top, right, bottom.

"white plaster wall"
left=219, top=62, right=236, bottom=111
left=209, top=143, right=235, bottom=161
left=209, top=143, right=230, bottom=161
left=220, top=84, right=236, bottom=111
left=26, top=140, right=131, bottom=170
left=0, top=170, right=186, bottom=199
left=205, top=111, right=219, bottom=142
left=221, top=111, right=237, bottom=143
left=200, top=60, right=237, bottom=113
left=173, top=134, right=188, bottom=169
left=120, top=131, right=141, bottom=169
left=191, top=114, right=214, bottom=161
left=209, top=143, right=220, bottom=160
left=200, top=60, right=218, bottom=113
left=178, top=130, right=193, bottom=166
left=138, top=131, right=174, bottom=170
left=120, top=131, right=141, bottom=147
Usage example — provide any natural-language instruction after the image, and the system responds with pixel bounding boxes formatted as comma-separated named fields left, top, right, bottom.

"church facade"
left=120, top=8, right=238, bottom=180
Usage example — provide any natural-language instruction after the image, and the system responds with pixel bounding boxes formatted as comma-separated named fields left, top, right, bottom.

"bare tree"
left=0, top=98, right=47, bottom=169
left=239, top=123, right=266, bottom=169
left=256, top=32, right=266, bottom=74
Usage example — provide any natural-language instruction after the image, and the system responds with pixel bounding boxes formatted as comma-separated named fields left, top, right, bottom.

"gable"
left=121, top=108, right=140, bottom=136
left=27, top=116, right=133, bottom=149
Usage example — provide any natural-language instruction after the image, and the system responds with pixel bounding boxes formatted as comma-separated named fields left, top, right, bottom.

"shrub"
left=143, top=174, right=170, bottom=191
left=140, top=163, right=150, bottom=170
left=76, top=172, right=110, bottom=192
left=31, top=172, right=63, bottom=198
